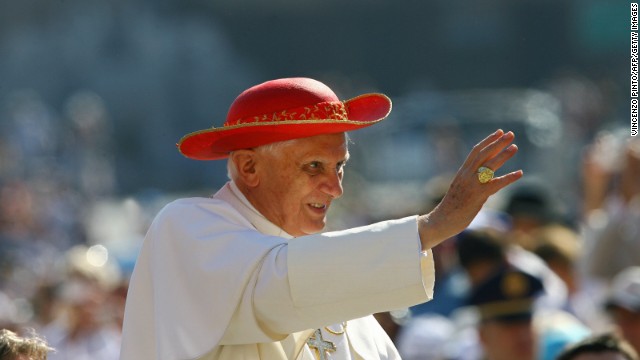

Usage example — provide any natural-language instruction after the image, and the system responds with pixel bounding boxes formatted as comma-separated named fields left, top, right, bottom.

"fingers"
left=468, top=129, right=521, bottom=189
left=482, top=144, right=518, bottom=171
left=463, top=129, right=505, bottom=168
left=485, top=170, right=524, bottom=194
left=474, top=131, right=515, bottom=170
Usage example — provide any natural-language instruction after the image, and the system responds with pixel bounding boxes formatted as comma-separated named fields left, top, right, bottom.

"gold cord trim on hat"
left=176, top=93, right=392, bottom=159
left=180, top=117, right=385, bottom=138
left=175, top=118, right=387, bottom=157
left=228, top=101, right=348, bottom=126
left=179, top=93, right=391, bottom=138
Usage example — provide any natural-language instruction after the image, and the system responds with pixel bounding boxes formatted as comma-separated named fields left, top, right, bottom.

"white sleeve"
left=221, top=216, right=435, bottom=343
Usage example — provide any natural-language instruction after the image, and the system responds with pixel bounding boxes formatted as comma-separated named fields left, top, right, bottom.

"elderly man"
left=119, top=77, right=522, bottom=360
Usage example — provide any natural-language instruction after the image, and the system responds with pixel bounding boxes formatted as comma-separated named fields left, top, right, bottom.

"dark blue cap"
left=468, top=265, right=545, bottom=322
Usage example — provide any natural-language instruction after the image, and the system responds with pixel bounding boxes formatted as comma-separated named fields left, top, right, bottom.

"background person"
left=580, top=135, right=640, bottom=283
left=458, top=264, right=590, bottom=360
left=604, top=266, right=640, bottom=356
left=466, top=266, right=545, bottom=360
left=0, top=328, right=53, bottom=360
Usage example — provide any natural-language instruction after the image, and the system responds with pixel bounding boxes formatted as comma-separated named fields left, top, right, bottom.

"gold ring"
left=477, top=166, right=494, bottom=184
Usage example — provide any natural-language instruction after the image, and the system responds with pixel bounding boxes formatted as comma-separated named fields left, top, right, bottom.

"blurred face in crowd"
left=234, top=133, right=348, bottom=237
left=479, top=319, right=537, bottom=360
left=609, top=307, right=640, bottom=355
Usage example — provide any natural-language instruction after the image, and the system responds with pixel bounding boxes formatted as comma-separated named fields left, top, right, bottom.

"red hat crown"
left=225, top=78, right=345, bottom=126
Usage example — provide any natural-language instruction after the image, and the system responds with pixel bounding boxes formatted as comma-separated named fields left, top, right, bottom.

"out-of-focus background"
left=1, top=1, right=639, bottom=359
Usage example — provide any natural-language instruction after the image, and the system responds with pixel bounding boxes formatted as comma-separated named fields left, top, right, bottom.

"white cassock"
left=120, top=182, right=435, bottom=360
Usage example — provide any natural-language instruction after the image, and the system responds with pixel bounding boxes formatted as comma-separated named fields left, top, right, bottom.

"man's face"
left=250, top=133, right=349, bottom=237
left=479, top=319, right=537, bottom=360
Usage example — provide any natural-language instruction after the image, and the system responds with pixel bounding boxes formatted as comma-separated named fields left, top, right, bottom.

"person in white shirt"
left=120, top=77, right=523, bottom=360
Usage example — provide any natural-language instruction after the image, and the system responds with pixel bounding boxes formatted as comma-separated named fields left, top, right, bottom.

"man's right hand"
left=417, top=129, right=523, bottom=250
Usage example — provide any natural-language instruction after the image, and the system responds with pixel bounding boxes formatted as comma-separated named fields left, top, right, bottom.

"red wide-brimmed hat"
left=177, top=77, right=392, bottom=160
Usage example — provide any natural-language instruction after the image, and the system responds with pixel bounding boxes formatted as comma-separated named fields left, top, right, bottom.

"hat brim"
left=178, top=93, right=391, bottom=160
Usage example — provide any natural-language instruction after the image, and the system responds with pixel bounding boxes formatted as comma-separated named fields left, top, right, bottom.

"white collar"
left=215, top=181, right=294, bottom=239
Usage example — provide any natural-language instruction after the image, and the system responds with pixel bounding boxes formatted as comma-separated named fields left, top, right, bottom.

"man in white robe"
left=120, top=77, right=523, bottom=360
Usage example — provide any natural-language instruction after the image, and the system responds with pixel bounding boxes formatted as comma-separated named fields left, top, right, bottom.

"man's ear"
left=230, top=150, right=260, bottom=187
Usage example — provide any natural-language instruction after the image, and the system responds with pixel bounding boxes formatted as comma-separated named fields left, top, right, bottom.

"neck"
left=226, top=180, right=293, bottom=239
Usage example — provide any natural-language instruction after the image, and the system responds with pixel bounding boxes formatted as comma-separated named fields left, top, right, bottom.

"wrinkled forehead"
left=259, top=133, right=349, bottom=155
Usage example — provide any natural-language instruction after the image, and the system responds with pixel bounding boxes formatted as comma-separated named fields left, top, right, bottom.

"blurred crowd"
left=0, top=90, right=136, bottom=359
left=0, top=82, right=638, bottom=360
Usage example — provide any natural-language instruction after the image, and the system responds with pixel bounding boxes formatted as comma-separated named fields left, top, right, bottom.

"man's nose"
left=321, top=170, right=344, bottom=199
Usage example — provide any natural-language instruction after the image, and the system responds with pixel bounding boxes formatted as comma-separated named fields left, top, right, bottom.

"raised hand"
left=418, top=129, right=523, bottom=249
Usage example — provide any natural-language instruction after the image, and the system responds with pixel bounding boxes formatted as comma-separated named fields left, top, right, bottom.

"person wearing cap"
left=119, top=77, right=523, bottom=360
left=605, top=266, right=640, bottom=355
left=467, top=266, right=545, bottom=360
left=463, top=265, right=590, bottom=360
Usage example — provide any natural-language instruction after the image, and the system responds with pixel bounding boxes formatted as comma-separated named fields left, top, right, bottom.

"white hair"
left=226, top=134, right=351, bottom=181
left=226, top=139, right=298, bottom=180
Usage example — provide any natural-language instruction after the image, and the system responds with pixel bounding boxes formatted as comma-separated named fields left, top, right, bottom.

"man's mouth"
left=309, top=203, right=327, bottom=209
